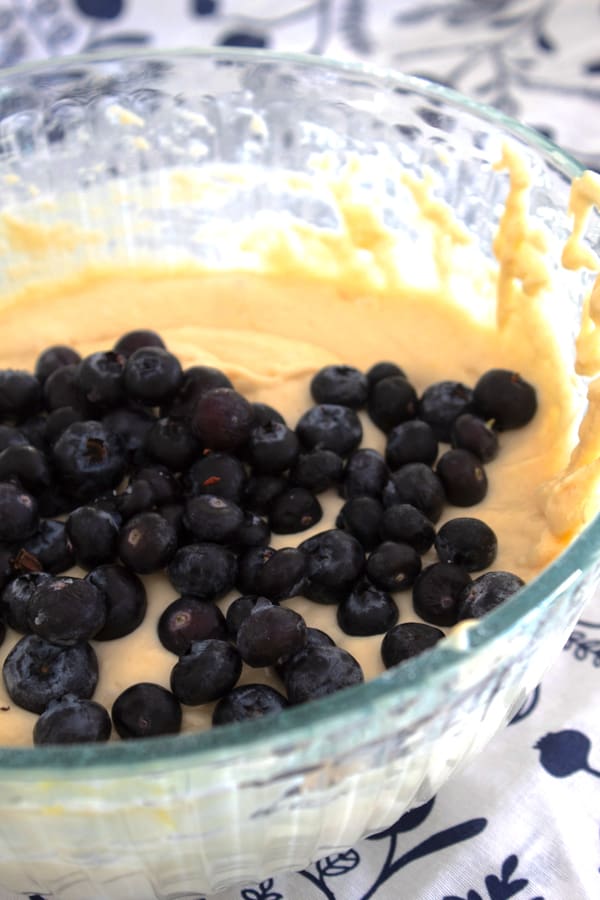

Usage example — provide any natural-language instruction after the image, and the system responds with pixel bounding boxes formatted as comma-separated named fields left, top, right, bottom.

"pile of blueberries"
left=0, top=331, right=536, bottom=745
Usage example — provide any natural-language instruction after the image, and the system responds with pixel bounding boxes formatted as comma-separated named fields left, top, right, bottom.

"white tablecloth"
left=2, top=3, right=600, bottom=899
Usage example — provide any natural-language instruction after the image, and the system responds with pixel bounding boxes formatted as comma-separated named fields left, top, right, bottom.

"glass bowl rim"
left=0, top=45, right=593, bottom=773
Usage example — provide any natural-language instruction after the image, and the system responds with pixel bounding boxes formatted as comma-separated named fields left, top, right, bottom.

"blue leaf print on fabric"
left=83, top=32, right=151, bottom=52
left=193, top=0, right=218, bottom=14
left=241, top=878, right=282, bottom=900
left=509, top=686, right=541, bottom=726
left=368, top=797, right=435, bottom=839
left=317, top=849, right=360, bottom=877
left=75, top=0, right=124, bottom=19
left=444, top=854, right=543, bottom=900
left=535, top=729, right=600, bottom=778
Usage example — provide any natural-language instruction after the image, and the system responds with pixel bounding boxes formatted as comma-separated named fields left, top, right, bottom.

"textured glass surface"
left=0, top=48, right=599, bottom=899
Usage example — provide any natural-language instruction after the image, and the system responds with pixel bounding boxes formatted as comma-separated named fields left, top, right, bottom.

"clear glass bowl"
left=0, top=48, right=599, bottom=900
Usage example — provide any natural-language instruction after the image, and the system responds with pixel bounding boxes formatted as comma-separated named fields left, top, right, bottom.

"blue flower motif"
left=75, top=0, right=124, bottom=20
left=241, top=878, right=282, bottom=900
left=535, top=729, right=600, bottom=778
left=444, top=854, right=543, bottom=900
left=193, top=0, right=218, bottom=14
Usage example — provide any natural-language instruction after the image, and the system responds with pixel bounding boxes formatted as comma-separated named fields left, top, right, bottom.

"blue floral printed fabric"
left=0, top=2, right=599, bottom=899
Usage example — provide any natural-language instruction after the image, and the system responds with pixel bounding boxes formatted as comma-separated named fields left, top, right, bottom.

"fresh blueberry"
left=102, top=406, right=155, bottom=463
left=232, top=510, right=271, bottom=549
left=296, top=404, right=363, bottom=457
left=269, top=487, right=322, bottom=534
left=418, top=380, right=473, bottom=442
left=115, top=479, right=155, bottom=521
left=0, top=369, right=41, bottom=420
left=124, top=347, right=182, bottom=405
left=236, top=546, right=276, bottom=595
left=246, top=421, right=299, bottom=474
left=310, top=365, right=368, bottom=409
left=111, top=682, right=182, bottom=739
left=412, top=562, right=472, bottom=626
left=337, top=579, right=398, bottom=636
left=86, top=563, right=147, bottom=641
left=366, top=541, right=422, bottom=591
left=341, top=448, right=389, bottom=499
left=299, top=529, right=365, bottom=604
left=52, top=420, right=127, bottom=501
left=78, top=351, right=125, bottom=408
left=118, top=511, right=177, bottom=574
left=212, top=684, right=288, bottom=726
left=236, top=604, right=307, bottom=667
left=33, top=695, right=111, bottom=745
left=133, top=464, right=180, bottom=506
left=366, top=361, right=405, bottom=389
left=1, top=571, right=52, bottom=633
left=0, top=424, right=28, bottom=451
left=381, top=621, right=445, bottom=667
left=18, top=414, right=48, bottom=451
left=290, top=448, right=344, bottom=493
left=158, top=595, right=228, bottom=655
left=168, top=543, right=237, bottom=600
left=28, top=575, right=106, bottom=646
left=183, top=494, right=244, bottom=543
left=0, top=482, right=39, bottom=541
left=18, top=518, right=75, bottom=574
left=436, top=449, right=488, bottom=506
left=473, top=369, right=537, bottom=430
left=385, top=420, right=439, bottom=469
left=44, top=406, right=83, bottom=445
left=382, top=463, right=446, bottom=522
left=336, top=496, right=383, bottom=551
left=225, top=595, right=273, bottom=638
left=0, top=444, right=51, bottom=495
left=380, top=503, right=436, bottom=554
left=250, top=402, right=285, bottom=427
left=170, top=639, right=242, bottom=705
left=68, top=503, right=119, bottom=567
left=275, top=626, right=336, bottom=679
left=113, top=329, right=166, bottom=357
left=243, top=474, right=287, bottom=514
left=284, top=645, right=364, bottom=704
left=191, top=387, right=255, bottom=451
left=451, top=413, right=499, bottom=462
left=255, top=547, right=307, bottom=601
left=3, top=634, right=98, bottom=713
left=167, top=365, right=233, bottom=420
left=144, top=416, right=201, bottom=471
left=435, top=517, right=497, bottom=571
left=458, top=570, right=525, bottom=619
left=35, top=345, right=81, bottom=383
left=43, top=364, right=87, bottom=414
left=367, top=375, right=418, bottom=432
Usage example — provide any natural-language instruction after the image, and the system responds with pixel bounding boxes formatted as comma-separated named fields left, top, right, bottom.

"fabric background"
left=0, top=2, right=599, bottom=899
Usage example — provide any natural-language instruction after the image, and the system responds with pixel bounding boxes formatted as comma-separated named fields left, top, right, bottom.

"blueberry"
left=28, top=575, right=106, bottom=646
left=191, top=387, right=255, bottom=451
left=310, top=365, right=368, bottom=409
left=113, top=329, right=166, bottom=357
left=385, top=420, right=439, bottom=469
left=0, top=444, right=51, bottom=494
left=115, top=479, right=155, bottom=521
left=236, top=546, right=276, bottom=595
left=250, top=402, right=285, bottom=427
left=366, top=360, right=405, bottom=388
left=284, top=645, right=363, bottom=704
left=418, top=380, right=474, bottom=442
left=380, top=503, right=436, bottom=554
left=341, top=448, right=389, bottom=499
left=170, top=639, right=242, bottom=705
left=35, top=345, right=81, bottom=383
left=44, top=406, right=83, bottom=445
left=225, top=595, right=273, bottom=638
left=296, top=404, right=362, bottom=457
left=0, top=424, right=28, bottom=451
left=336, top=496, right=383, bottom=551
left=157, top=502, right=188, bottom=543
left=78, top=351, right=126, bottom=408
left=0, top=545, right=14, bottom=593
left=183, top=452, right=247, bottom=502
left=168, top=543, right=237, bottom=599
left=233, top=511, right=271, bottom=549
left=144, top=416, right=201, bottom=471
left=269, top=487, right=322, bottom=534
left=52, top=420, right=127, bottom=501
left=299, top=529, right=365, bottom=604
left=86, top=563, right=147, bottom=641
left=367, top=375, right=418, bottom=432
left=133, top=464, right=180, bottom=506
left=382, top=463, right=445, bottom=523
left=0, top=482, right=39, bottom=541
left=118, top=511, right=178, bottom=574
left=243, top=474, right=287, bottom=514
left=458, top=570, right=525, bottom=619
left=435, top=517, right=497, bottom=571
left=102, top=406, right=155, bottom=463
left=3, top=634, right=98, bottom=713
left=275, top=626, right=336, bottom=679
left=33, top=695, right=111, bottom=745
left=158, top=595, right=228, bottom=655
left=451, top=413, right=499, bottom=463
left=337, top=579, right=398, bottom=636
left=183, top=494, right=244, bottom=543
left=366, top=541, right=422, bottom=591
left=237, top=604, right=307, bottom=667
left=246, top=421, right=299, bottom=474
left=43, top=364, right=87, bottom=414
left=66, top=506, right=119, bottom=568
left=252, top=547, right=306, bottom=600
left=18, top=518, right=75, bottom=574
left=436, top=449, right=488, bottom=506
left=112, top=682, right=181, bottom=739
left=412, top=562, right=472, bottom=626
left=1, top=572, right=52, bottom=633
left=19, top=414, right=48, bottom=451
left=381, top=622, right=445, bottom=667
left=0, top=369, right=41, bottom=420
left=167, top=365, right=233, bottom=420
left=0, top=620, right=5, bottom=648
left=124, top=347, right=182, bottom=405
left=290, top=448, right=344, bottom=493
left=212, top=684, right=288, bottom=726
left=473, top=368, right=537, bottom=430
